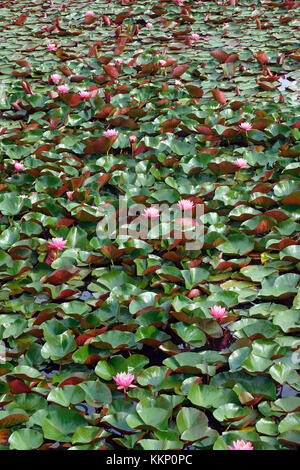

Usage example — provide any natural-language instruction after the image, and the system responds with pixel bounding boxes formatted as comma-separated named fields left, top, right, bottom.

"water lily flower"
left=129, top=135, right=137, bottom=143
left=143, top=207, right=160, bottom=218
left=50, top=74, right=61, bottom=84
left=47, top=43, right=57, bottom=51
left=66, top=191, right=74, bottom=200
left=239, top=122, right=252, bottom=131
left=79, top=90, right=90, bottom=98
left=178, top=199, right=194, bottom=210
left=45, top=237, right=67, bottom=265
left=104, top=129, right=118, bottom=138
left=188, top=289, right=201, bottom=299
left=235, top=158, right=248, bottom=168
left=47, top=237, right=67, bottom=251
left=85, top=11, right=94, bottom=16
left=190, top=33, right=200, bottom=40
left=14, top=161, right=25, bottom=171
left=113, top=372, right=137, bottom=390
left=146, top=22, right=153, bottom=28
left=115, top=58, right=123, bottom=64
left=57, top=85, right=69, bottom=93
left=159, top=59, right=167, bottom=66
left=228, top=440, right=253, bottom=450
left=174, top=80, right=182, bottom=86
left=209, top=305, right=226, bottom=319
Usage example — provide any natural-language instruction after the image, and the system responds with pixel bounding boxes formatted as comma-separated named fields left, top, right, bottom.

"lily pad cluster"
left=0, top=0, right=299, bottom=451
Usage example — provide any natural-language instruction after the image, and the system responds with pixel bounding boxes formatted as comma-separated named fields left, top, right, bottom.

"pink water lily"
left=209, top=305, right=226, bottom=319
left=50, top=74, right=61, bottom=84
left=79, top=91, right=90, bottom=98
left=178, top=199, right=194, bottom=210
left=113, top=372, right=137, bottom=390
left=85, top=11, right=94, bottom=16
left=188, top=289, right=201, bottom=299
left=239, top=122, right=252, bottom=131
left=14, top=161, right=25, bottom=171
left=57, top=85, right=69, bottom=93
left=115, top=58, right=123, bottom=64
left=47, top=237, right=67, bottom=251
left=104, top=129, right=118, bottom=138
left=143, top=207, right=160, bottom=218
left=235, top=158, right=248, bottom=168
left=228, top=440, right=253, bottom=450
left=190, top=33, right=200, bottom=40
left=146, top=22, right=153, bottom=28
left=174, top=80, right=182, bottom=86
left=47, top=43, right=57, bottom=51
left=129, top=135, right=137, bottom=143
left=159, top=59, right=167, bottom=66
